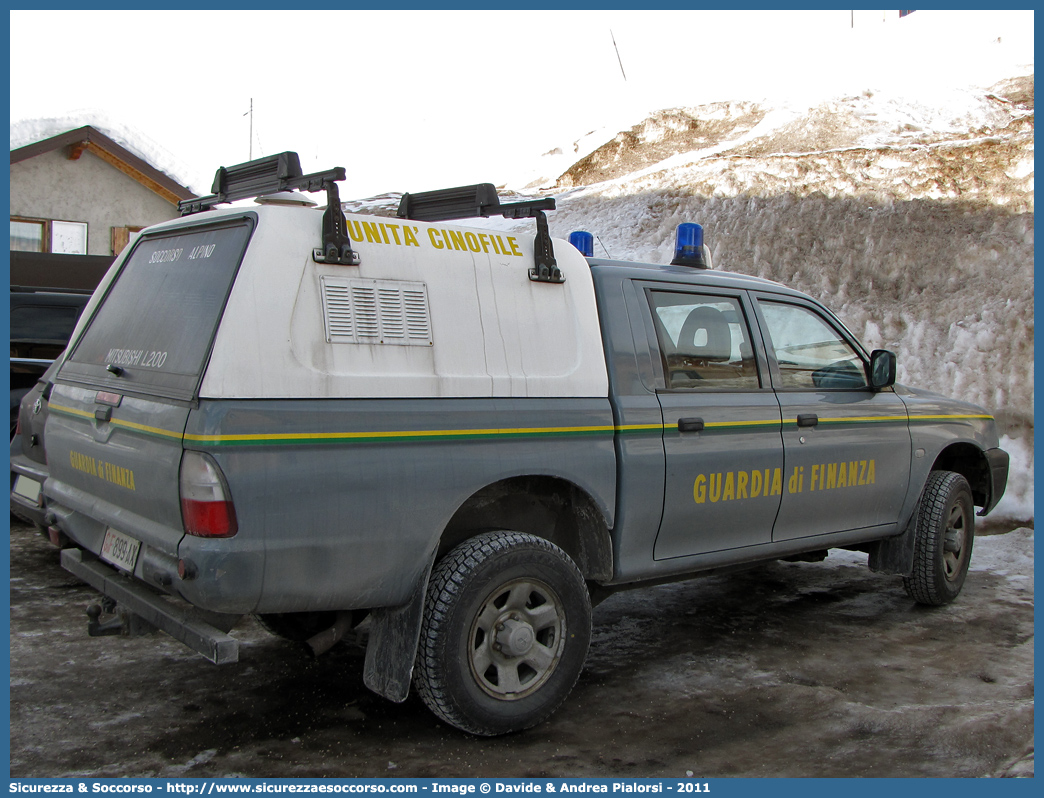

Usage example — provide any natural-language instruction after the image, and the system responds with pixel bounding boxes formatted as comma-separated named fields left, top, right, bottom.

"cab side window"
left=649, top=291, right=760, bottom=390
left=759, top=301, right=868, bottom=390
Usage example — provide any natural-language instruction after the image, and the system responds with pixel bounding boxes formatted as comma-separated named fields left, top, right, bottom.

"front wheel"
left=414, top=531, right=592, bottom=736
left=903, top=470, right=975, bottom=605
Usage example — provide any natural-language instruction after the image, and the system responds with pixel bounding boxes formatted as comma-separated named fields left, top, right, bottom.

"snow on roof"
left=10, top=111, right=206, bottom=194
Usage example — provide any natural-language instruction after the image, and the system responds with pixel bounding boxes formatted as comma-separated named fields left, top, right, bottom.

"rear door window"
left=648, top=290, right=761, bottom=390
left=62, top=217, right=254, bottom=400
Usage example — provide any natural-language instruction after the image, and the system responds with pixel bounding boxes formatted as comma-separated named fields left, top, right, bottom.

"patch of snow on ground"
left=970, top=527, right=1034, bottom=578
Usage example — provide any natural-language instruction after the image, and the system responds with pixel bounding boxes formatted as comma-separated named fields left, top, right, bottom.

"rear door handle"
left=796, top=413, right=819, bottom=428
left=678, top=417, right=705, bottom=433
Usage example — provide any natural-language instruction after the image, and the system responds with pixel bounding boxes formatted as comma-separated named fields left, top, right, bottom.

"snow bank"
left=992, top=436, right=1034, bottom=521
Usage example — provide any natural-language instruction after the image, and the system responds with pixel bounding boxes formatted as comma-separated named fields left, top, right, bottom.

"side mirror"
left=869, top=349, right=897, bottom=389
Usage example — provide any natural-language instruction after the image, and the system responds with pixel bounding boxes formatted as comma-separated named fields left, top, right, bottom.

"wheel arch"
left=438, top=475, right=614, bottom=582
left=360, top=475, right=612, bottom=706
left=931, top=442, right=992, bottom=509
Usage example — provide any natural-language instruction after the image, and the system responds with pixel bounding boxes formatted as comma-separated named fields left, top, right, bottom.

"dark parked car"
left=10, top=286, right=90, bottom=529
left=10, top=359, right=60, bottom=529
left=11, top=286, right=91, bottom=432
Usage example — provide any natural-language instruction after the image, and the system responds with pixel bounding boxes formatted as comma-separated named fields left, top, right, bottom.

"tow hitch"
left=62, top=548, right=241, bottom=664
left=86, top=598, right=157, bottom=637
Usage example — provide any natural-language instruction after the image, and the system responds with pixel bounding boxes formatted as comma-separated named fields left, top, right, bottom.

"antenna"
left=610, top=29, right=627, bottom=81
left=243, top=98, right=253, bottom=160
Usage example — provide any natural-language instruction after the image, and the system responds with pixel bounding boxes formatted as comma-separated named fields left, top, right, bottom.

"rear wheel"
left=903, top=470, right=975, bottom=605
left=414, top=531, right=592, bottom=736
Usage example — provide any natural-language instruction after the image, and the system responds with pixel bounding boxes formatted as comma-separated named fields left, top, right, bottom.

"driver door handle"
left=678, top=417, right=705, bottom=433
left=797, top=413, right=819, bottom=428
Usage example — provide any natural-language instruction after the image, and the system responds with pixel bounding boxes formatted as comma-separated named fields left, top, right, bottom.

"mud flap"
left=867, top=515, right=916, bottom=576
left=362, top=548, right=437, bottom=703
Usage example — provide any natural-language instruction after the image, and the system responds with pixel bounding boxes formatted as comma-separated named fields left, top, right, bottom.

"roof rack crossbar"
left=396, top=183, right=555, bottom=222
left=397, top=183, right=562, bottom=284
left=396, top=183, right=500, bottom=222
left=178, top=152, right=346, bottom=215
left=179, top=151, right=360, bottom=266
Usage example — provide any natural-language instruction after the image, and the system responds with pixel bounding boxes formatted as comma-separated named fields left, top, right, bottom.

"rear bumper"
left=10, top=450, right=49, bottom=527
left=45, top=477, right=265, bottom=614
left=60, top=547, right=242, bottom=664
left=982, top=447, right=1010, bottom=516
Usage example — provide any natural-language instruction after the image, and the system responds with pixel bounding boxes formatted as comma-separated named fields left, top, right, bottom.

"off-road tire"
left=903, top=470, right=975, bottom=606
left=414, top=531, right=592, bottom=736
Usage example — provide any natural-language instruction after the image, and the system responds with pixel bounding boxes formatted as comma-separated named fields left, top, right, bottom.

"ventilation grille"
left=320, top=277, right=432, bottom=346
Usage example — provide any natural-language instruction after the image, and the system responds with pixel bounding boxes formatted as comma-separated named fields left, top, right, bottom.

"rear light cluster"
left=179, top=451, right=238, bottom=538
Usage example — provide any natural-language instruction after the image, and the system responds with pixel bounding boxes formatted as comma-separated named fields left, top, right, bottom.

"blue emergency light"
left=569, top=231, right=594, bottom=257
left=671, top=222, right=709, bottom=269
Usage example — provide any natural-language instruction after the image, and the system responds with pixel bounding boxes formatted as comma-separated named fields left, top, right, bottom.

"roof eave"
left=10, top=125, right=196, bottom=204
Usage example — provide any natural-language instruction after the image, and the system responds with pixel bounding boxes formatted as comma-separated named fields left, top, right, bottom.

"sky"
left=9, top=9, right=1035, bottom=198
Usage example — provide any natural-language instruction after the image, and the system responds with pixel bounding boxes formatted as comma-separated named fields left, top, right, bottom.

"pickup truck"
left=39, top=153, right=1008, bottom=736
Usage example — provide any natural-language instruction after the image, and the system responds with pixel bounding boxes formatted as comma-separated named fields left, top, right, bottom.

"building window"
left=11, top=219, right=45, bottom=252
left=10, top=217, right=89, bottom=254
left=111, top=226, right=145, bottom=256
left=51, top=220, right=88, bottom=254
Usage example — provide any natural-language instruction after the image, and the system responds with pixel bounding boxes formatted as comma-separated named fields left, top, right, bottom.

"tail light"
left=180, top=451, right=238, bottom=538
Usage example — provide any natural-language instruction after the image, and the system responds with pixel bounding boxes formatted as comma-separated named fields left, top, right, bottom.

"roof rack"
left=179, top=151, right=359, bottom=266
left=398, top=184, right=563, bottom=283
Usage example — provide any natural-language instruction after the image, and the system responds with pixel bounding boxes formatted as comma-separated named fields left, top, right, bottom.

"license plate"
left=12, top=476, right=42, bottom=504
left=100, top=528, right=141, bottom=573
